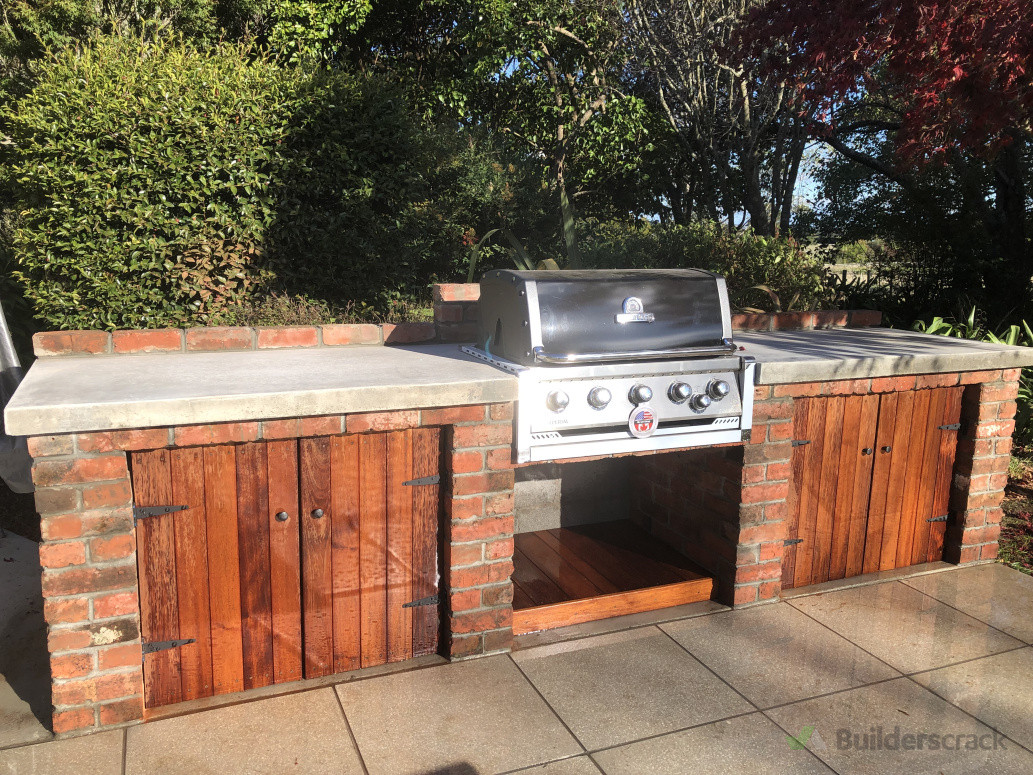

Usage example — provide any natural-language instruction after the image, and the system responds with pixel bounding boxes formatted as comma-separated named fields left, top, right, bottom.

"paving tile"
left=767, top=677, right=1033, bottom=774
left=0, top=730, right=123, bottom=775
left=336, top=655, right=581, bottom=775
left=661, top=602, right=899, bottom=708
left=508, top=756, right=603, bottom=774
left=511, top=627, right=753, bottom=750
left=787, top=581, right=1022, bottom=673
left=126, top=687, right=362, bottom=775
left=903, top=564, right=1033, bottom=643
left=591, top=713, right=834, bottom=775
left=912, top=646, right=1033, bottom=751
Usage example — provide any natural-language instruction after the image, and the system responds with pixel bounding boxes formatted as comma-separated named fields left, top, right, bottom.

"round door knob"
left=629, top=384, right=653, bottom=404
left=690, top=393, right=713, bottom=412
left=546, top=390, right=570, bottom=412
left=311, top=508, right=324, bottom=519
left=275, top=511, right=289, bottom=522
left=587, top=387, right=612, bottom=409
left=668, top=382, right=692, bottom=403
left=707, top=379, right=731, bottom=400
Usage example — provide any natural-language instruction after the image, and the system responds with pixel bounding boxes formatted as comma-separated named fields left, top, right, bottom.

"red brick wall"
left=30, top=404, right=518, bottom=736
left=947, top=370, right=1021, bottom=562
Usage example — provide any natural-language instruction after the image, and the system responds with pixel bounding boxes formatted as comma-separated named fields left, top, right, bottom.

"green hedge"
left=4, top=34, right=498, bottom=329
left=578, top=220, right=831, bottom=311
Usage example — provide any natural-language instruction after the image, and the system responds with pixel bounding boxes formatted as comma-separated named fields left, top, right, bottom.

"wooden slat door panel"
left=236, top=442, right=274, bottom=690
left=132, top=449, right=183, bottom=708
left=386, top=430, right=415, bottom=664
left=169, top=447, right=213, bottom=701
left=928, top=388, right=964, bottom=562
left=844, top=395, right=879, bottom=578
left=330, top=435, right=362, bottom=673
left=133, top=429, right=442, bottom=709
left=300, top=437, right=334, bottom=678
left=267, top=439, right=302, bottom=684
left=203, top=446, right=244, bottom=696
left=358, top=433, right=389, bottom=668
left=411, top=428, right=441, bottom=657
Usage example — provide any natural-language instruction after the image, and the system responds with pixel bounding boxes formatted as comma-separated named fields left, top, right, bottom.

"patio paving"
left=1, top=563, right=1032, bottom=774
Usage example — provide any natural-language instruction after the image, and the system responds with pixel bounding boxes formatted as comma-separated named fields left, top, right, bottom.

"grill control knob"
left=546, top=390, right=570, bottom=412
left=668, top=382, right=692, bottom=403
left=629, top=384, right=653, bottom=405
left=707, top=379, right=731, bottom=401
left=588, top=387, right=612, bottom=409
left=690, top=393, right=713, bottom=412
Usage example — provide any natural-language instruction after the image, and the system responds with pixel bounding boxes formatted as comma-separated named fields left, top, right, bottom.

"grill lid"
left=476, top=269, right=733, bottom=366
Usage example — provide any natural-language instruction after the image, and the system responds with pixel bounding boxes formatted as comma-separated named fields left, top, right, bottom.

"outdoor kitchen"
left=4, top=271, right=1033, bottom=741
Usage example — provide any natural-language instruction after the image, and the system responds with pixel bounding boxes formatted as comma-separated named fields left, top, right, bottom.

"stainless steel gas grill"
left=462, top=269, right=755, bottom=463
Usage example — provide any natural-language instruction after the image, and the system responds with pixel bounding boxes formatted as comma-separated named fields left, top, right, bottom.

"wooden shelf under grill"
left=512, top=520, right=714, bottom=635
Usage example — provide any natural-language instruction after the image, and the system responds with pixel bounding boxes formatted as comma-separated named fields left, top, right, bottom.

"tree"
left=629, top=0, right=811, bottom=235
left=343, top=0, right=655, bottom=266
left=740, top=0, right=1033, bottom=312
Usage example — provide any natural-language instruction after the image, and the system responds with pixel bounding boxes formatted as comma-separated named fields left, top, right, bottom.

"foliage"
left=629, top=0, right=810, bottom=235
left=3, top=34, right=512, bottom=329
left=999, top=512, right=1033, bottom=575
left=804, top=125, right=1032, bottom=319
left=577, top=220, right=830, bottom=311
left=209, top=292, right=430, bottom=327
left=741, top=0, right=1033, bottom=161
left=913, top=308, right=1033, bottom=444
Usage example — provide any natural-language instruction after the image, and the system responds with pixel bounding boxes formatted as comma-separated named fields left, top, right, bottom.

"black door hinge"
left=939, top=423, right=961, bottom=431
left=133, top=505, right=188, bottom=522
left=791, top=439, right=810, bottom=447
left=784, top=538, right=804, bottom=546
left=402, top=595, right=439, bottom=608
left=403, top=475, right=440, bottom=487
left=927, top=514, right=949, bottom=523
left=142, top=638, right=195, bottom=657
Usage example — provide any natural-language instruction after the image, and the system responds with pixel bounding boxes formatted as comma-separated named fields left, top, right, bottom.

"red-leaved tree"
left=742, top=0, right=1032, bottom=160
left=739, top=0, right=1032, bottom=313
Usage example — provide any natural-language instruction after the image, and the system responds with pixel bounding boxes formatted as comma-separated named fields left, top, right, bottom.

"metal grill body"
left=465, top=269, right=754, bottom=463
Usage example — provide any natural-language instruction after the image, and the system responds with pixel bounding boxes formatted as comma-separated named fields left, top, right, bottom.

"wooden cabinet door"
left=783, top=394, right=878, bottom=589
left=783, top=388, right=962, bottom=590
left=864, top=387, right=962, bottom=572
left=297, top=427, right=441, bottom=679
left=131, top=428, right=441, bottom=709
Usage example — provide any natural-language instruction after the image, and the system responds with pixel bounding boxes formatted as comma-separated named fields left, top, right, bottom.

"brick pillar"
left=730, top=386, right=794, bottom=605
left=28, top=434, right=145, bottom=735
left=441, top=403, right=516, bottom=658
left=946, top=369, right=1020, bottom=563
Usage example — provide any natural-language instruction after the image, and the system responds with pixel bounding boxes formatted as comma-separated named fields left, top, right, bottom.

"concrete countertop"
left=4, top=344, right=518, bottom=436
left=739, top=328, right=1033, bottom=385
left=7, top=328, right=1033, bottom=436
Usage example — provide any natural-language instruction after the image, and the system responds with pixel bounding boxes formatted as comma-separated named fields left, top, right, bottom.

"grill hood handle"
left=532, top=339, right=738, bottom=364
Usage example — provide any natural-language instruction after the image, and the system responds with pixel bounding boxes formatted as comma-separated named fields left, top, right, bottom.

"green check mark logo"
left=786, top=725, right=815, bottom=749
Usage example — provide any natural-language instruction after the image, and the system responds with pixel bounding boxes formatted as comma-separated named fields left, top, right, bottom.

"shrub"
left=577, top=220, right=831, bottom=311
left=4, top=34, right=504, bottom=329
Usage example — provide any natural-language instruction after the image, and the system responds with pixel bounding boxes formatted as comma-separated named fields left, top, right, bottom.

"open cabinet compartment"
left=512, top=458, right=714, bottom=635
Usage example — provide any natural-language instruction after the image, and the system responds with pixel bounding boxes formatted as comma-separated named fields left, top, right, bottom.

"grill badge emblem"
left=615, top=297, right=655, bottom=324
left=628, top=405, right=659, bottom=438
